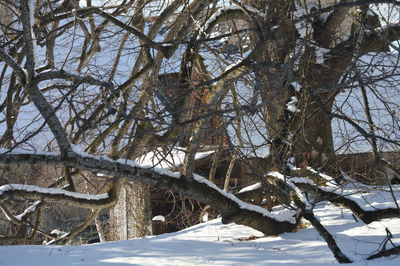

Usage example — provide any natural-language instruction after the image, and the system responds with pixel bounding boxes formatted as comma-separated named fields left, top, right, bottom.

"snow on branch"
left=291, top=178, right=400, bottom=223
left=46, top=209, right=101, bottom=245
left=0, top=149, right=298, bottom=235
left=0, top=184, right=113, bottom=209
left=238, top=182, right=262, bottom=193
left=0, top=202, right=56, bottom=241
left=72, top=149, right=298, bottom=228
left=0, top=184, right=108, bottom=201
left=267, top=171, right=310, bottom=209
left=193, top=174, right=297, bottom=224
left=201, top=4, right=263, bottom=34
left=15, top=200, right=41, bottom=221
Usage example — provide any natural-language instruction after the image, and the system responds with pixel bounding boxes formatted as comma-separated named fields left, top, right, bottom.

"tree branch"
left=292, top=178, right=400, bottom=224
left=0, top=181, right=121, bottom=209
left=34, top=70, right=113, bottom=88
left=303, top=209, right=353, bottom=263
left=0, top=48, right=26, bottom=84
left=0, top=150, right=297, bottom=235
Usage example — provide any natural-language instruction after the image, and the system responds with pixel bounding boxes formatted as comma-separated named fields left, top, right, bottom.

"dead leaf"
left=299, top=159, right=308, bottom=168
left=311, top=149, right=319, bottom=159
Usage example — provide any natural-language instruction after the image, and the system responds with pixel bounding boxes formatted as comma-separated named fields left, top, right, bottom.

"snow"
left=306, top=167, right=335, bottom=182
left=202, top=212, right=209, bottom=222
left=28, top=0, right=38, bottom=67
left=50, top=229, right=67, bottom=236
left=0, top=184, right=109, bottom=201
left=289, top=176, right=400, bottom=212
left=315, top=46, right=330, bottom=64
left=291, top=82, right=302, bottom=92
left=1, top=149, right=299, bottom=224
left=242, top=5, right=265, bottom=17
left=136, top=147, right=216, bottom=179
left=223, top=49, right=252, bottom=72
left=152, top=167, right=181, bottom=179
left=238, top=182, right=261, bottom=193
left=267, top=171, right=310, bottom=208
left=286, top=96, right=301, bottom=113
left=293, top=1, right=316, bottom=39
left=15, top=200, right=41, bottom=221
left=193, top=174, right=297, bottom=224
left=202, top=6, right=242, bottom=33
left=202, top=5, right=264, bottom=34
left=72, top=145, right=184, bottom=179
left=137, top=147, right=214, bottom=169
left=2, top=201, right=400, bottom=265
left=152, top=215, right=166, bottom=222
left=321, top=184, right=400, bottom=212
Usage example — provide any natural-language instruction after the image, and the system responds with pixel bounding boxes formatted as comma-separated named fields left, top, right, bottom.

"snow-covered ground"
left=1, top=201, right=400, bottom=265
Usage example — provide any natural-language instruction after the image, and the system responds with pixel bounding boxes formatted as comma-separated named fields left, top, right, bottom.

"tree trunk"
left=249, top=0, right=356, bottom=176
left=111, top=181, right=152, bottom=240
left=264, top=87, right=336, bottom=175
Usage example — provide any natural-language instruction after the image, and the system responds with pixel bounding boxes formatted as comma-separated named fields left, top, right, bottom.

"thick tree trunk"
left=251, top=0, right=356, bottom=176
left=111, top=182, right=152, bottom=240
left=264, top=88, right=336, bottom=175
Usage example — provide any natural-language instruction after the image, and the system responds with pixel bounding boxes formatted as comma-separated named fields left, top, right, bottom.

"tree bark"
left=0, top=151, right=298, bottom=235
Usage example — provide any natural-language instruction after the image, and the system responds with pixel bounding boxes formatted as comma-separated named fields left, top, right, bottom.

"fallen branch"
left=0, top=150, right=298, bottom=235
left=303, top=209, right=353, bottom=263
left=266, top=172, right=352, bottom=263
left=0, top=203, right=55, bottom=241
left=0, top=183, right=120, bottom=209
left=291, top=178, right=400, bottom=223
left=50, top=209, right=101, bottom=245
left=367, top=228, right=400, bottom=260
left=367, top=246, right=400, bottom=260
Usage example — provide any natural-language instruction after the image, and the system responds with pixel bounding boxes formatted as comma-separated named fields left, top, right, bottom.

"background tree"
left=1, top=0, right=400, bottom=262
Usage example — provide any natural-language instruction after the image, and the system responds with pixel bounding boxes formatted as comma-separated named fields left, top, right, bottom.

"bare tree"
left=1, top=0, right=400, bottom=262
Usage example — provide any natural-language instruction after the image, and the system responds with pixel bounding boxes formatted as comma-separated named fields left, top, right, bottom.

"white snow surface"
left=321, top=183, right=400, bottom=211
left=290, top=176, right=400, bottom=211
left=2, top=201, right=400, bottom=265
